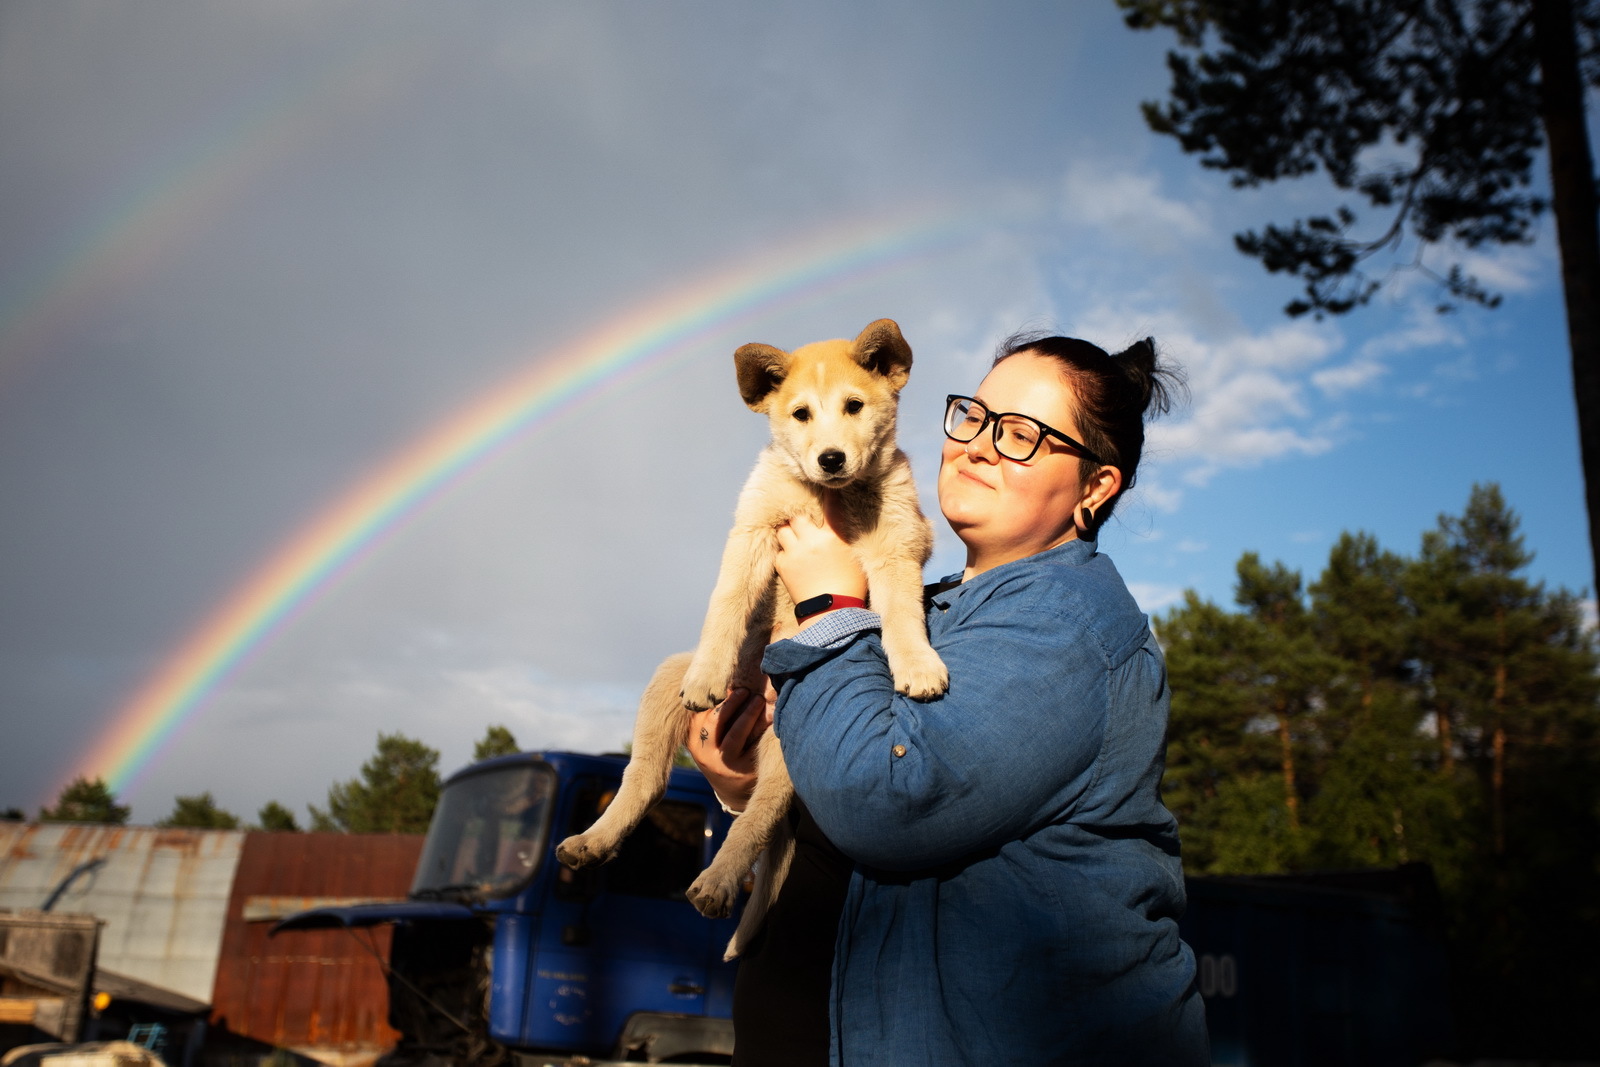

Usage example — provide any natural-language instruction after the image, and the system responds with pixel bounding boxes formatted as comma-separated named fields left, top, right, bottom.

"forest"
left=1159, top=483, right=1599, bottom=1052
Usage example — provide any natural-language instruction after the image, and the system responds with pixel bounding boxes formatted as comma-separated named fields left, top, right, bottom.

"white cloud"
left=1061, top=161, right=1210, bottom=251
left=444, top=666, right=641, bottom=754
left=1129, top=480, right=1183, bottom=513
left=1313, top=359, right=1387, bottom=396
left=1126, top=581, right=1186, bottom=614
left=1061, top=307, right=1346, bottom=496
left=1455, top=243, right=1543, bottom=296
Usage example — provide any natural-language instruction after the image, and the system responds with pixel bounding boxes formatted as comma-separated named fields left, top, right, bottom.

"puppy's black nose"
left=818, top=450, right=846, bottom=473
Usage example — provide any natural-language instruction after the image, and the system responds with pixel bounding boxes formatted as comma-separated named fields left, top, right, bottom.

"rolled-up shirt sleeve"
left=788, top=606, right=881, bottom=650
left=765, top=591, right=1111, bottom=872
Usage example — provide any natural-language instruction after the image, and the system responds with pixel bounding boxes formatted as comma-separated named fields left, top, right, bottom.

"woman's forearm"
left=768, top=610, right=1108, bottom=870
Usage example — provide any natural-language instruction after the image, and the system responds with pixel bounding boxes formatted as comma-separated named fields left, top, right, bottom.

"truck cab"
left=273, top=751, right=741, bottom=1065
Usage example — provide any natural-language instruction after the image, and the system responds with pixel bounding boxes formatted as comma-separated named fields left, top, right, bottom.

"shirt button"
left=892, top=744, right=907, bottom=758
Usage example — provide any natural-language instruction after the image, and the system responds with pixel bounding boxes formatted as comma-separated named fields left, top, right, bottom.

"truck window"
left=564, top=782, right=707, bottom=901
left=413, top=762, right=556, bottom=899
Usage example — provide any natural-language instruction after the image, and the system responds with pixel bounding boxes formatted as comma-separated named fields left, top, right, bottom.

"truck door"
left=520, top=776, right=726, bottom=1053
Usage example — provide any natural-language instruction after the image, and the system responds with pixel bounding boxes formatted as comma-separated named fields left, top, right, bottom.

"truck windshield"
left=412, top=762, right=556, bottom=900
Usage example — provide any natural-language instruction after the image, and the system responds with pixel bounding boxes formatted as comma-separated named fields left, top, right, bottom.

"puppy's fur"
left=556, top=319, right=946, bottom=958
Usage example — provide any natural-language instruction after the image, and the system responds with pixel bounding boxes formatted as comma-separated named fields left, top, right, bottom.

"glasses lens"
left=995, top=414, right=1043, bottom=460
left=945, top=397, right=987, bottom=442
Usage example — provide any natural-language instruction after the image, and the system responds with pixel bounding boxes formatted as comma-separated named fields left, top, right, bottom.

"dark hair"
left=992, top=331, right=1185, bottom=533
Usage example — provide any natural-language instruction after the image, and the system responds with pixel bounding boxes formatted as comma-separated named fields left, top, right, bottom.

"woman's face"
left=938, top=351, right=1116, bottom=577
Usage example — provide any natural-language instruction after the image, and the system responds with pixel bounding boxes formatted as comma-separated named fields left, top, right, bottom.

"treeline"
left=1160, top=483, right=1600, bottom=1055
left=25, top=724, right=521, bottom=833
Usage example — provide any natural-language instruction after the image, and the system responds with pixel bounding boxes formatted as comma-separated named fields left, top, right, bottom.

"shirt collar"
left=927, top=539, right=1098, bottom=609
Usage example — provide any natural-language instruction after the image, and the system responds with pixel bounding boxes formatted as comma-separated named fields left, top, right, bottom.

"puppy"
left=556, top=319, right=946, bottom=958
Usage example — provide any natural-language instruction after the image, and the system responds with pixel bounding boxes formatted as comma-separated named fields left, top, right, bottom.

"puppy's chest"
left=731, top=449, right=829, bottom=527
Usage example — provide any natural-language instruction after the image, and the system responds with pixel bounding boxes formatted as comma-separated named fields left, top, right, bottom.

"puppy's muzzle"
left=817, top=450, right=846, bottom=474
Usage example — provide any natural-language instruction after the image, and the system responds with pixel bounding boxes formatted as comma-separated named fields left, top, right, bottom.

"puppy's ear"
left=852, top=319, right=912, bottom=392
left=734, top=343, right=791, bottom=410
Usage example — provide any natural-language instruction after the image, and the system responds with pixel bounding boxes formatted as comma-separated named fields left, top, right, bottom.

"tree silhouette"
left=309, top=732, right=441, bottom=834
left=159, top=791, right=240, bottom=829
left=472, top=724, right=519, bottom=761
left=39, top=776, right=130, bottom=825
left=1122, top=0, right=1600, bottom=591
left=257, top=800, right=300, bottom=832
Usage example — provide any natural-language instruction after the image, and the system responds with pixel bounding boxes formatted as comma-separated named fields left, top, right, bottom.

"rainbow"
left=70, top=210, right=972, bottom=799
left=0, top=39, right=423, bottom=387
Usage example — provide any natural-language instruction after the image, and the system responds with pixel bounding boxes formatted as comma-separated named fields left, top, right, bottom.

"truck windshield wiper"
left=412, top=883, right=487, bottom=902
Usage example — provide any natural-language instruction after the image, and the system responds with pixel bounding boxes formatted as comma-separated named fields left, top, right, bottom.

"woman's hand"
left=774, top=496, right=867, bottom=610
left=687, top=684, right=773, bottom=813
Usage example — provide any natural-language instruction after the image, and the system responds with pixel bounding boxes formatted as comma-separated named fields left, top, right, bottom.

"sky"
left=1, top=1, right=1592, bottom=825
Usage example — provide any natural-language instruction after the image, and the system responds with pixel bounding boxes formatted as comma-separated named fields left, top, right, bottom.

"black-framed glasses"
left=943, top=394, right=1103, bottom=464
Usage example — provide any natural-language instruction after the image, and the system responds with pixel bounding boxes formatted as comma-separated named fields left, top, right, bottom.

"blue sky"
left=0, top=1, right=1590, bottom=823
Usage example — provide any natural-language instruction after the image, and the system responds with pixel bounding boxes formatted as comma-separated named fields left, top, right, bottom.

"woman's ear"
left=1084, top=465, right=1123, bottom=515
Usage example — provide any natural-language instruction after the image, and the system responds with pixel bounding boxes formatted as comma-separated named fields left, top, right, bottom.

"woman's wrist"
left=793, top=592, right=867, bottom=623
left=773, top=509, right=867, bottom=608
left=712, top=785, right=749, bottom=814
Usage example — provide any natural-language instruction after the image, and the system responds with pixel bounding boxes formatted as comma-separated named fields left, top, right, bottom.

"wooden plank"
left=0, top=996, right=47, bottom=1024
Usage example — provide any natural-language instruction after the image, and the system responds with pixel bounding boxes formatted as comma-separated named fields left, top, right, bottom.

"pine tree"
left=40, top=776, right=130, bottom=825
left=159, top=792, right=240, bottom=829
left=1160, top=585, right=1300, bottom=872
left=257, top=800, right=300, bottom=832
left=309, top=732, right=441, bottom=834
left=473, top=725, right=519, bottom=761
left=1158, top=483, right=1600, bottom=1054
left=1304, top=533, right=1436, bottom=869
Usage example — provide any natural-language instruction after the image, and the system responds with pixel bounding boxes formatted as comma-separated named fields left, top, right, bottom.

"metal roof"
left=0, top=823, right=244, bottom=1006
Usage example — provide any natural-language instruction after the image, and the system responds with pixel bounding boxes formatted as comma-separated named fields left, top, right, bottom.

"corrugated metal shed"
left=0, top=824, right=242, bottom=1006
left=210, top=832, right=424, bottom=1052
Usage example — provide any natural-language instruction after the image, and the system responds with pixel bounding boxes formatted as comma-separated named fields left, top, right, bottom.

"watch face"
left=795, top=594, right=834, bottom=620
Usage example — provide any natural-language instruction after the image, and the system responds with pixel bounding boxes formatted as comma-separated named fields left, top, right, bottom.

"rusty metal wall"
left=210, top=832, right=424, bottom=1052
left=0, top=823, right=244, bottom=1005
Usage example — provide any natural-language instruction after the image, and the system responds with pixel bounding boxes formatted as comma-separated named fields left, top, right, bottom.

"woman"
left=692, top=332, right=1208, bottom=1065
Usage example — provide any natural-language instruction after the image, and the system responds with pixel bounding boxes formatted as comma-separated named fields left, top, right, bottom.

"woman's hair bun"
left=1112, top=337, right=1185, bottom=419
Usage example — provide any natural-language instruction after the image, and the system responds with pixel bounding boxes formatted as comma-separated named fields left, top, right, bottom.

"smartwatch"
left=794, top=593, right=866, bottom=622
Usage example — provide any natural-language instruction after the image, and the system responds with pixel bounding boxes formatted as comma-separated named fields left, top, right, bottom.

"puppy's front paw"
left=686, top=868, right=740, bottom=918
left=892, top=648, right=949, bottom=700
left=680, top=655, right=732, bottom=712
left=556, top=833, right=616, bottom=869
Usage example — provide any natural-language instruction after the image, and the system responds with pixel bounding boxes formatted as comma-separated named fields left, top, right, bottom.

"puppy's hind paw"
left=555, top=834, right=615, bottom=869
left=892, top=649, right=949, bottom=701
left=686, top=869, right=739, bottom=919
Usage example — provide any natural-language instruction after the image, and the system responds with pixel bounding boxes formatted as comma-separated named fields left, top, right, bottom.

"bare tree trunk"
left=1492, top=659, right=1507, bottom=857
left=1532, top=0, right=1600, bottom=595
left=1436, top=698, right=1454, bottom=772
left=1276, top=699, right=1299, bottom=830
left=1490, top=591, right=1510, bottom=857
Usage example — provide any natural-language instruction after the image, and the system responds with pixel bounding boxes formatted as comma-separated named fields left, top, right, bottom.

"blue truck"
left=274, top=750, right=1453, bottom=1066
left=274, top=751, right=741, bottom=1065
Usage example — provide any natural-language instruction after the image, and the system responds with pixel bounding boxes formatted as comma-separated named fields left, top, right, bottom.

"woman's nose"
left=964, top=427, right=999, bottom=461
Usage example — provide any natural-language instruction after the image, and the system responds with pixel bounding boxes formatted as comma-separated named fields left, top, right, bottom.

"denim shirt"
left=764, top=539, right=1208, bottom=1066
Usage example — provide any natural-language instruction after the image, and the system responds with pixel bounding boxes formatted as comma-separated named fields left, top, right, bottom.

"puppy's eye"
left=844, top=398, right=864, bottom=415
left=793, top=407, right=811, bottom=422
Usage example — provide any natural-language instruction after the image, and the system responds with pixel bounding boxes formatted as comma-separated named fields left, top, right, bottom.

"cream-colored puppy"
left=556, top=319, right=946, bottom=958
